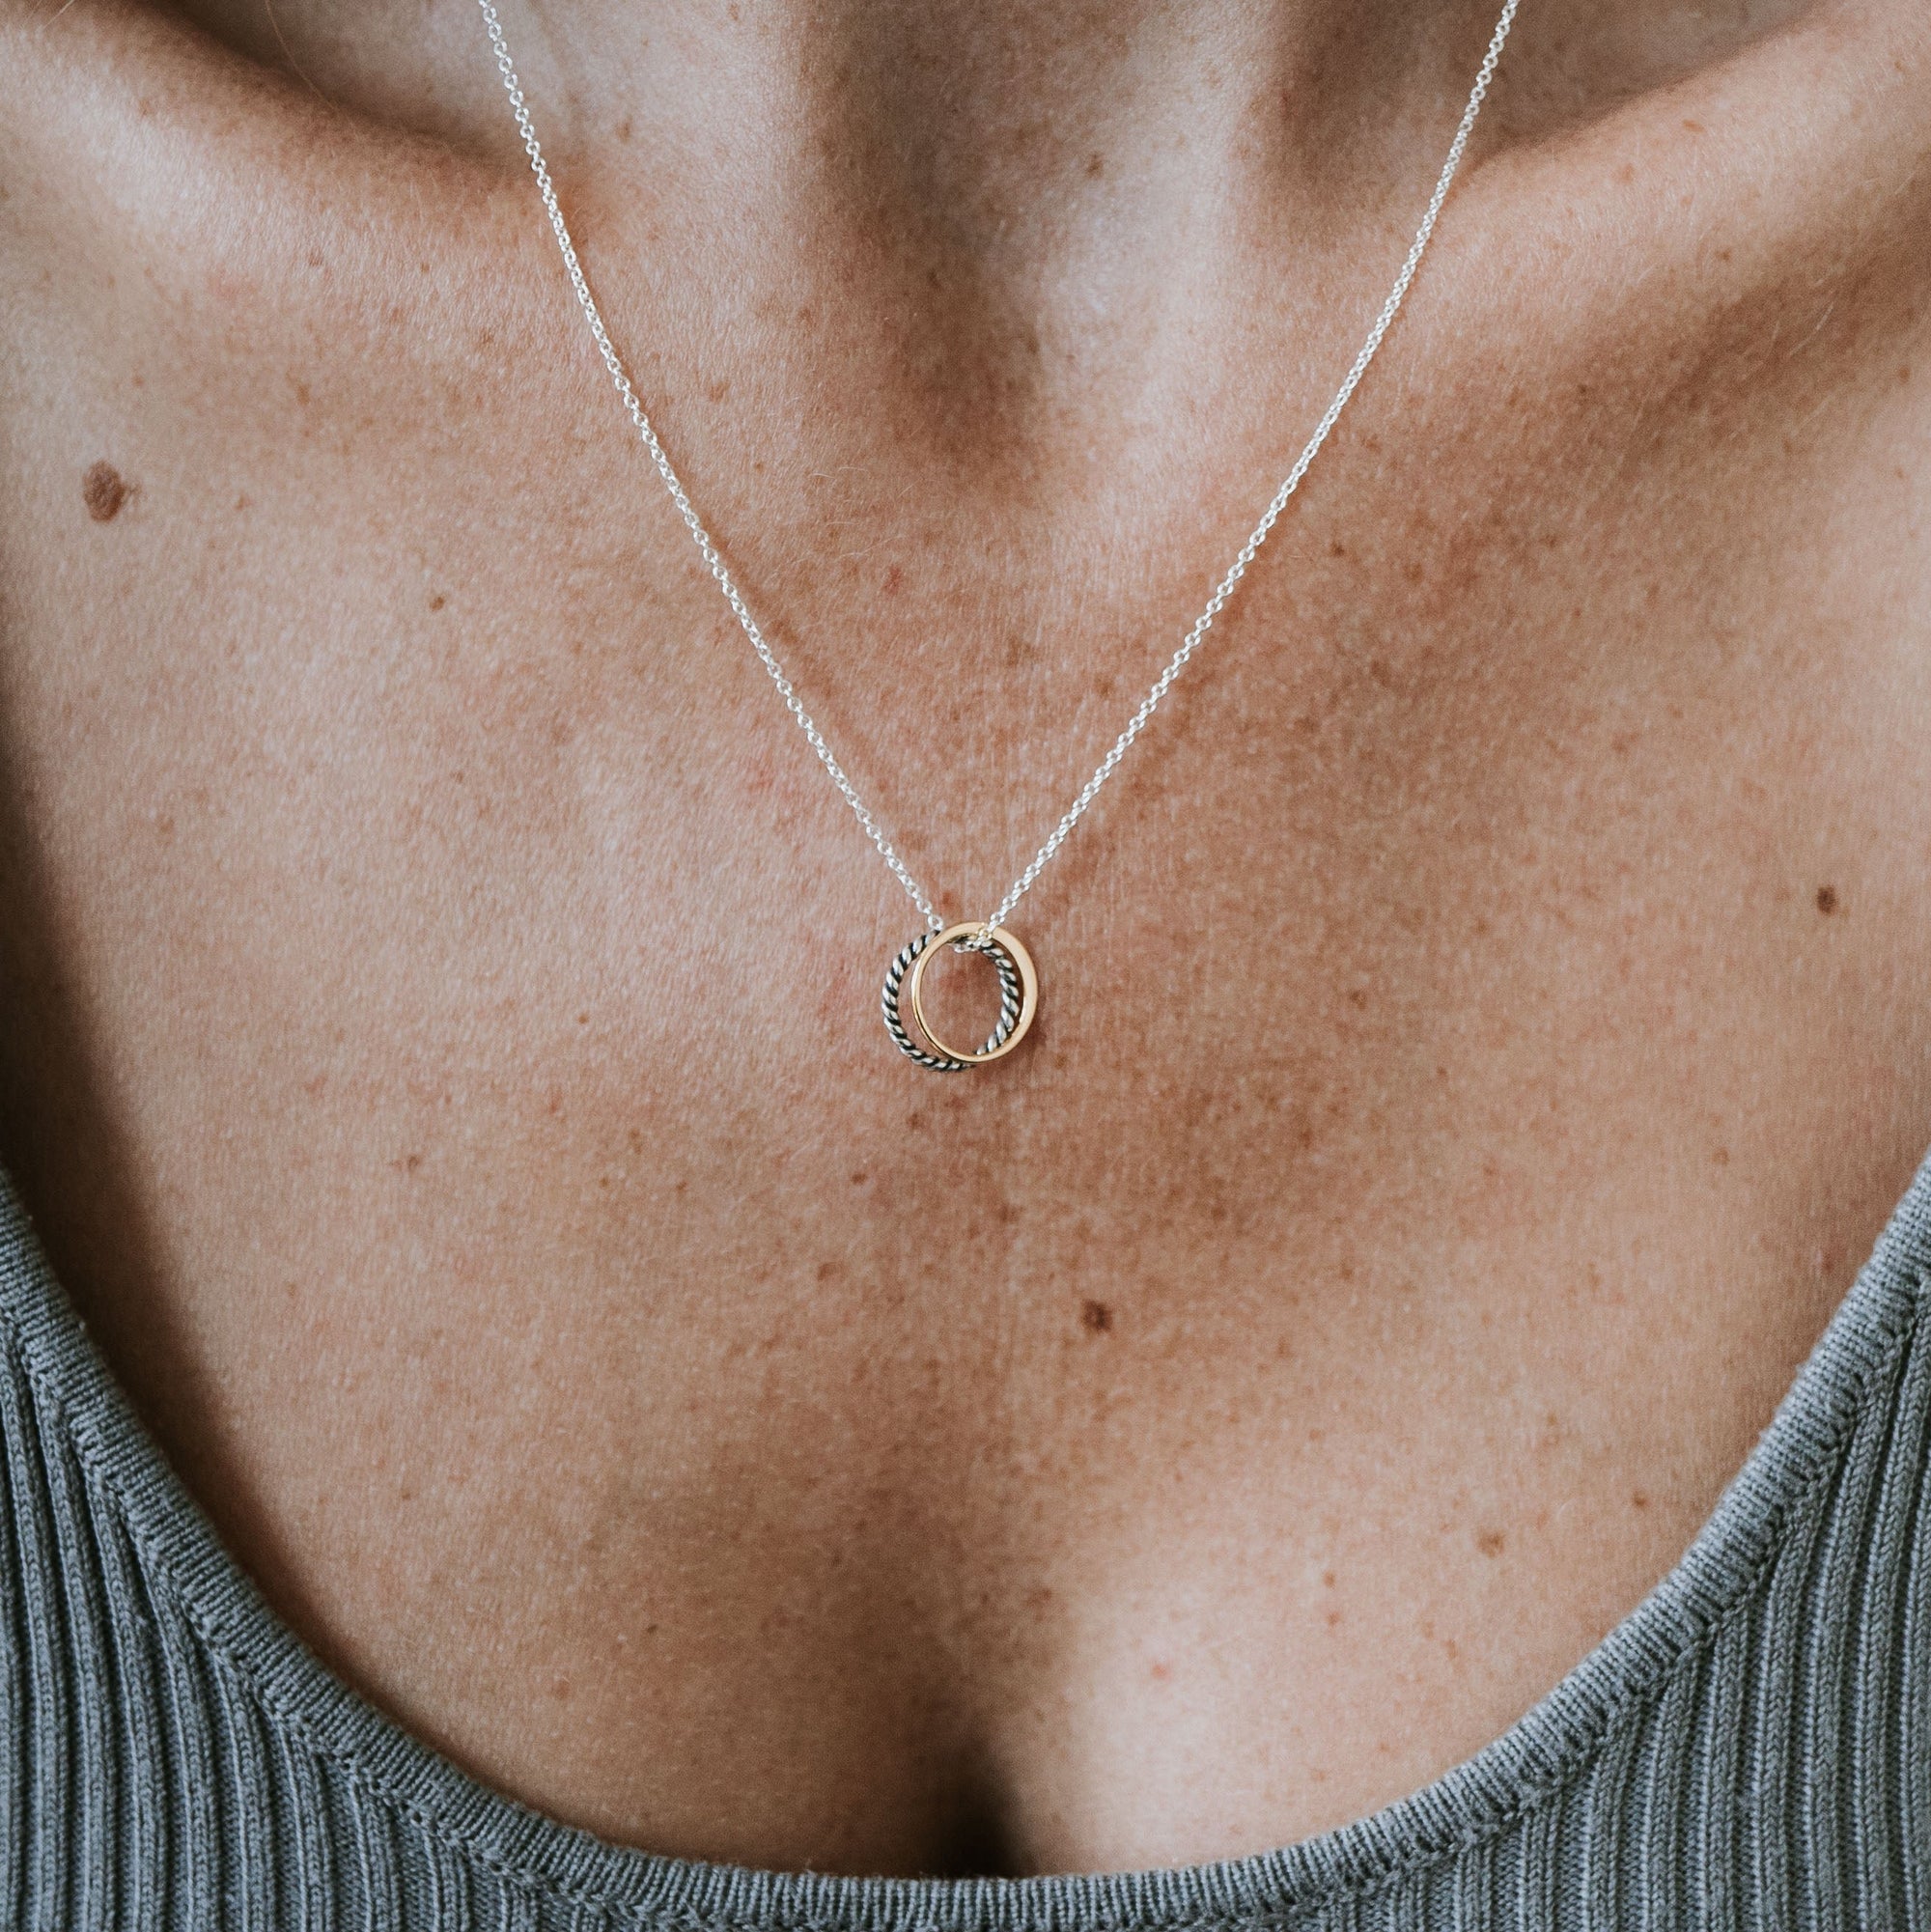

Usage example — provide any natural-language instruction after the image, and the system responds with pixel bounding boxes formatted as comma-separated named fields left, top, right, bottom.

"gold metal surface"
left=906, top=925, right=1038, bottom=1066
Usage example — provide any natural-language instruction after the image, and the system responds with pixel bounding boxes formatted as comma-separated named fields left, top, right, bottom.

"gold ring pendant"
left=881, top=925, right=1038, bottom=1071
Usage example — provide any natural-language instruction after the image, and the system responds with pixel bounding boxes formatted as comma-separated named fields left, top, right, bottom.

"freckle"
left=1325, top=1609, right=1342, bottom=1627
left=1080, top=1299, right=1113, bottom=1333
left=1346, top=988, right=1367, bottom=1009
left=1815, top=884, right=1838, bottom=915
left=153, top=811, right=175, bottom=838
left=1328, top=540, right=1346, bottom=558
left=1149, top=1660, right=1170, bottom=1681
left=294, top=380, right=312, bottom=407
left=849, top=1170, right=868, bottom=1186
left=1616, top=161, right=1636, bottom=184
left=1713, top=1146, right=1730, bottom=1166
left=628, top=1129, right=644, bottom=1154
left=882, top=566, right=903, bottom=595
left=549, top=1677, right=572, bottom=1700
left=907, top=1110, right=924, bottom=1133
left=402, top=1153, right=423, bottom=1174
left=1475, top=1528, right=1505, bottom=1557
left=1682, top=118, right=1705, bottom=133
left=816, top=1258, right=839, bottom=1281
left=706, top=378, right=729, bottom=402
left=428, top=594, right=446, bottom=611
left=619, top=118, right=635, bottom=143
left=306, top=250, right=324, bottom=268
left=575, top=1011, right=590, bottom=1025
left=1632, top=1491, right=1649, bottom=1509
left=1322, top=1571, right=1336, bottom=1588
left=82, top=462, right=128, bottom=522
left=1085, top=153, right=1105, bottom=179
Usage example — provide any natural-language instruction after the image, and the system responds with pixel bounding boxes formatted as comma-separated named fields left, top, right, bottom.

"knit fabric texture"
left=2, top=1157, right=1928, bottom=1930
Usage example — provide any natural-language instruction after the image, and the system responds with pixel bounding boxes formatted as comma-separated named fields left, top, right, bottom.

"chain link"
left=477, top=0, right=1520, bottom=938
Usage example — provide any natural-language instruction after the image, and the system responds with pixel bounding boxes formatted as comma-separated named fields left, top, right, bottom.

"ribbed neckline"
left=1, top=1150, right=1927, bottom=1930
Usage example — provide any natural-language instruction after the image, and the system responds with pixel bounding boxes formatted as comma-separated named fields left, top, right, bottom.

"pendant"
left=882, top=924, right=1039, bottom=1071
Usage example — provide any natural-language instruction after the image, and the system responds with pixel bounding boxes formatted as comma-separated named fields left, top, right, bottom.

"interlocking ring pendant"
left=882, top=925, right=1039, bottom=1071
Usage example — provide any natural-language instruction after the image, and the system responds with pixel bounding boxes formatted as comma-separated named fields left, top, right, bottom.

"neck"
left=145, top=0, right=1826, bottom=567
left=171, top=2, right=1810, bottom=291
left=523, top=0, right=1489, bottom=238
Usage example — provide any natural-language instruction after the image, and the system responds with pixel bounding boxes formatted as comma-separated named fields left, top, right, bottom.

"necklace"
left=476, top=0, right=1521, bottom=1072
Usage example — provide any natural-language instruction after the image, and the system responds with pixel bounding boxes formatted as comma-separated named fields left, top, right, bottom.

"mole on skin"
left=82, top=461, right=127, bottom=522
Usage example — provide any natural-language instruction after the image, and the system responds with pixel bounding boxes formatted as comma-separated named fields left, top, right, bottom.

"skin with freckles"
left=0, top=0, right=1929, bottom=1882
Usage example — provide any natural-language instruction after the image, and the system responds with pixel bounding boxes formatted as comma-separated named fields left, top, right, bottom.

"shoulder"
left=1468, top=0, right=1931, bottom=580
left=0, top=2, right=552, bottom=376
left=0, top=2, right=574, bottom=633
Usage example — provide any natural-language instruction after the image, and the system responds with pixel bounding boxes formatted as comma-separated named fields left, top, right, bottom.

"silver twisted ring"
left=881, top=925, right=1039, bottom=1072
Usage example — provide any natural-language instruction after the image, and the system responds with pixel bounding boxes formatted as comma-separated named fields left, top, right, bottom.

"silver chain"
left=476, top=0, right=1520, bottom=938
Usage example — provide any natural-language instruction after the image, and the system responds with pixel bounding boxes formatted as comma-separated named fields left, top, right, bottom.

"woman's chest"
left=4, top=541, right=1927, bottom=1873
left=3, top=127, right=1931, bottom=1870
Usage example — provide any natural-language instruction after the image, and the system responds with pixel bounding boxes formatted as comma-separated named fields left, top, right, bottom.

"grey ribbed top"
left=2, top=1155, right=1928, bottom=1931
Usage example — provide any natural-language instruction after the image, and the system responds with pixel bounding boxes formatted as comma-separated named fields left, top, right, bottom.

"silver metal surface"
left=881, top=928, right=1024, bottom=1072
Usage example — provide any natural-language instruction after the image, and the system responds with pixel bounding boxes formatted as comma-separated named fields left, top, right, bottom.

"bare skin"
left=1, top=0, right=1928, bottom=1881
